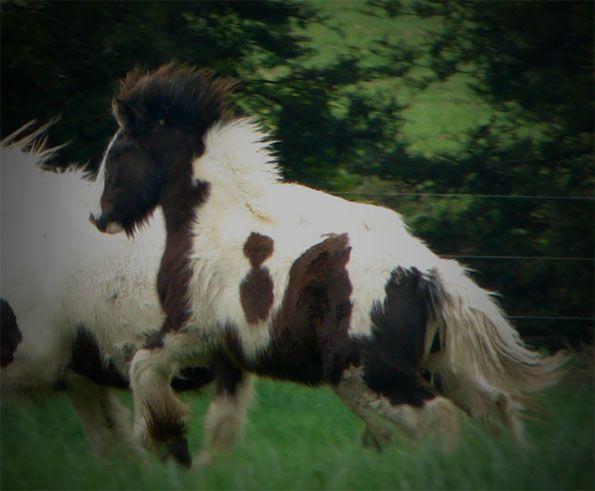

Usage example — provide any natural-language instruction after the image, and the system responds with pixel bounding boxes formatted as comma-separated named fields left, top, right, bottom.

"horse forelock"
left=116, top=62, right=237, bottom=132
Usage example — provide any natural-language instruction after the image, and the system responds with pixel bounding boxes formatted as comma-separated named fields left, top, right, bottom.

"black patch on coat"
left=226, top=234, right=360, bottom=386
left=240, top=232, right=275, bottom=324
left=145, top=400, right=191, bottom=468
left=69, top=325, right=128, bottom=388
left=0, top=299, right=22, bottom=368
left=361, top=268, right=436, bottom=407
left=95, top=131, right=163, bottom=236
left=171, top=366, right=215, bottom=391
left=116, top=63, right=237, bottom=138
left=211, top=352, right=245, bottom=396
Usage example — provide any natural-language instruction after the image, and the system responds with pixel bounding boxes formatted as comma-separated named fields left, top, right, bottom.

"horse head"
left=90, top=63, right=235, bottom=236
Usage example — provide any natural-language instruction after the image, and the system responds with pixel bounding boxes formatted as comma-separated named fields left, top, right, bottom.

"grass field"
left=2, top=378, right=593, bottom=491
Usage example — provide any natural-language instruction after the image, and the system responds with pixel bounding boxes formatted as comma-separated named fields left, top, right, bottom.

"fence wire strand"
left=330, top=189, right=594, bottom=323
left=509, top=315, right=594, bottom=321
left=444, top=254, right=593, bottom=262
left=334, top=191, right=595, bottom=201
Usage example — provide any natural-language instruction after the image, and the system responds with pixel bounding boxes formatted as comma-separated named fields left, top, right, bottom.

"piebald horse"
left=91, top=63, right=566, bottom=467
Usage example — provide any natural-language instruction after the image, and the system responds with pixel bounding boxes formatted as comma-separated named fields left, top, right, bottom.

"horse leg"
left=66, top=373, right=142, bottom=457
left=361, top=422, right=396, bottom=451
left=425, top=353, right=528, bottom=447
left=196, top=358, right=254, bottom=466
left=341, top=396, right=396, bottom=450
left=129, top=333, right=199, bottom=468
left=334, top=366, right=460, bottom=451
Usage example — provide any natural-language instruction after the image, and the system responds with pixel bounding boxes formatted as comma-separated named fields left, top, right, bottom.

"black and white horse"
left=91, top=63, right=566, bottom=466
left=0, top=125, right=248, bottom=460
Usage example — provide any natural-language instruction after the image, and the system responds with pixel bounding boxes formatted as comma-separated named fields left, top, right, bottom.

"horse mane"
left=1, top=120, right=65, bottom=167
left=116, top=62, right=238, bottom=131
left=192, top=118, right=284, bottom=223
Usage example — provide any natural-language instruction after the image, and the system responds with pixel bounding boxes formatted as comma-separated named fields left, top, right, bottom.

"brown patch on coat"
left=157, top=179, right=210, bottom=335
left=240, top=232, right=275, bottom=324
left=0, top=299, right=22, bottom=368
left=243, top=232, right=274, bottom=267
left=226, top=234, right=360, bottom=386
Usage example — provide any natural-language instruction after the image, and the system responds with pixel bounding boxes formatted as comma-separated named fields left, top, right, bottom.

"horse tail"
left=424, top=259, right=568, bottom=398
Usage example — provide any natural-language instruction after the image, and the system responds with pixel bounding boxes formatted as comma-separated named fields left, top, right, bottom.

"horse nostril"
left=89, top=213, right=106, bottom=232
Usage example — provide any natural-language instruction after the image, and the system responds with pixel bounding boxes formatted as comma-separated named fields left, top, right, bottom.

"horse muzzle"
left=89, top=212, right=124, bottom=234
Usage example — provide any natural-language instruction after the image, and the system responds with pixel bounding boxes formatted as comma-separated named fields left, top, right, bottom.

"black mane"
left=117, top=62, right=238, bottom=132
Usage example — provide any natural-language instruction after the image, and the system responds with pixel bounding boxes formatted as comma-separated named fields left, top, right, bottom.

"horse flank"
left=0, top=125, right=165, bottom=391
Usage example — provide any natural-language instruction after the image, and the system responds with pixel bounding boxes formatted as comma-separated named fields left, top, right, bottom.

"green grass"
left=2, top=380, right=593, bottom=490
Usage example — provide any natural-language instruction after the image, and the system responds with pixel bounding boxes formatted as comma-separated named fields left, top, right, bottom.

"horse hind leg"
left=334, top=366, right=460, bottom=452
left=337, top=267, right=460, bottom=450
left=425, top=353, right=528, bottom=447
left=334, top=383, right=396, bottom=450
left=360, top=417, right=396, bottom=451
left=66, top=373, right=144, bottom=457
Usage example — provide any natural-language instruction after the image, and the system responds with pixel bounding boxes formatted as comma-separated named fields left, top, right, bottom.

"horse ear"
left=112, top=97, right=139, bottom=130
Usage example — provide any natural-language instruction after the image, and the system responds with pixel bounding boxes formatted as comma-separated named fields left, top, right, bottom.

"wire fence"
left=444, top=254, right=593, bottom=262
left=331, top=189, right=595, bottom=323
left=334, top=191, right=595, bottom=201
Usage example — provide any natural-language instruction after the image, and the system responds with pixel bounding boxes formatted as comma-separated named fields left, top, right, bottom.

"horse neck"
left=161, top=179, right=208, bottom=237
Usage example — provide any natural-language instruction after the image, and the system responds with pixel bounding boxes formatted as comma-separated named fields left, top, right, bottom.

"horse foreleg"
left=196, top=359, right=254, bottom=466
left=129, top=337, right=195, bottom=468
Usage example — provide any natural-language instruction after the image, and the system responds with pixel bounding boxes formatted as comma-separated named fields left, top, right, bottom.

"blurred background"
left=1, top=2, right=593, bottom=489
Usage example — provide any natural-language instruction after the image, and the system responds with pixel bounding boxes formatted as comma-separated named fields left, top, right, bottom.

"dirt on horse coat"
left=91, top=62, right=567, bottom=466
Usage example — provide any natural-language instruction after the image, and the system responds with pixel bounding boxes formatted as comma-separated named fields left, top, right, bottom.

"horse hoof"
left=166, top=437, right=192, bottom=468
